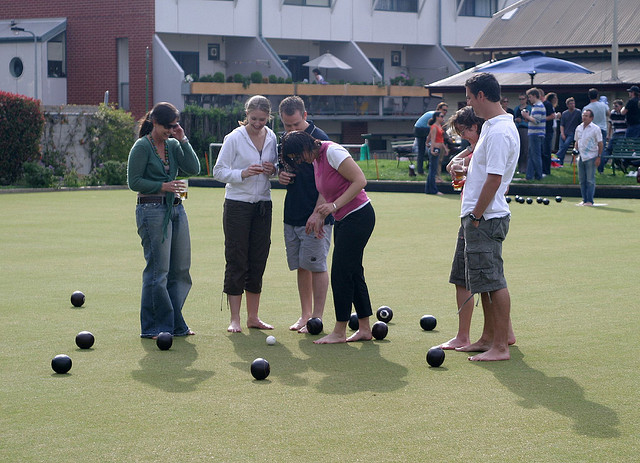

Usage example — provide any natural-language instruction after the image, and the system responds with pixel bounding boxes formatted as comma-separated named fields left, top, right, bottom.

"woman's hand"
left=172, top=124, right=186, bottom=141
left=261, top=161, right=276, bottom=175
left=241, top=164, right=265, bottom=178
left=160, top=180, right=185, bottom=194
left=315, top=202, right=335, bottom=218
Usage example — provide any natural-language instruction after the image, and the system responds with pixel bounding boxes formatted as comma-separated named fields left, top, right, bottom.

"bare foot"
left=289, top=318, right=307, bottom=331
left=455, top=339, right=491, bottom=352
left=297, top=325, right=309, bottom=334
left=247, top=319, right=274, bottom=330
left=508, top=336, right=516, bottom=345
left=468, top=347, right=510, bottom=361
left=439, top=336, right=471, bottom=350
left=227, top=322, right=242, bottom=333
left=346, top=330, right=372, bottom=342
left=313, top=333, right=347, bottom=344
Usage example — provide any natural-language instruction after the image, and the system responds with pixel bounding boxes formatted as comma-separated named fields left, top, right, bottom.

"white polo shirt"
left=574, top=122, right=603, bottom=162
left=461, top=113, right=519, bottom=220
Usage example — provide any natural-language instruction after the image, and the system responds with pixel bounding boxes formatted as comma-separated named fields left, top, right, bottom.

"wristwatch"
left=181, top=136, right=189, bottom=143
left=469, top=213, right=481, bottom=222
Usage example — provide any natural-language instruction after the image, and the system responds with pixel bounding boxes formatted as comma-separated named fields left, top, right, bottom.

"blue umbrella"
left=476, top=51, right=594, bottom=85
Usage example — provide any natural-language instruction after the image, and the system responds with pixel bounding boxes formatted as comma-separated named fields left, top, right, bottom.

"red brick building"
left=3, top=0, right=154, bottom=118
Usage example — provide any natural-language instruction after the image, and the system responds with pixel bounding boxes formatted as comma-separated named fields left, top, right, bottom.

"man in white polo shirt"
left=574, top=109, right=603, bottom=206
left=452, top=72, right=519, bottom=362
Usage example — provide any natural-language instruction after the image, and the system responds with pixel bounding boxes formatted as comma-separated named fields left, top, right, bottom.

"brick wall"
left=4, top=0, right=154, bottom=118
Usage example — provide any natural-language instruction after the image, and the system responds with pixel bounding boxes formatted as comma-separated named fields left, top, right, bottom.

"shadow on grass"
left=227, top=330, right=409, bottom=394
left=227, top=329, right=312, bottom=387
left=476, top=347, right=620, bottom=438
left=131, top=337, right=214, bottom=392
left=297, top=336, right=409, bottom=395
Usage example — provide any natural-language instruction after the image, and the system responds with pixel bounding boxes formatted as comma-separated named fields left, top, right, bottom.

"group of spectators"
left=513, top=85, right=640, bottom=177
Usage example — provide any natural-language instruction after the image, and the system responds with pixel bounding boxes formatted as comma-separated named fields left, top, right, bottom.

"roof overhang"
left=0, top=18, right=67, bottom=43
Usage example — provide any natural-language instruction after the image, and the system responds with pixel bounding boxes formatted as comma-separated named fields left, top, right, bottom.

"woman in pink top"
left=281, top=131, right=375, bottom=344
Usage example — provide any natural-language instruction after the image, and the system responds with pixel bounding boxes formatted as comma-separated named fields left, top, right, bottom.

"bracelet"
left=181, top=136, right=189, bottom=143
left=332, top=203, right=337, bottom=210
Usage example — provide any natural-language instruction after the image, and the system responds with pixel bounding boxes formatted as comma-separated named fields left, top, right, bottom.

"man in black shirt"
left=278, top=96, right=333, bottom=333
left=621, top=85, right=640, bottom=138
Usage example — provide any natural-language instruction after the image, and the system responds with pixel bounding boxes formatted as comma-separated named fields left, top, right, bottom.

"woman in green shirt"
left=127, top=102, right=200, bottom=339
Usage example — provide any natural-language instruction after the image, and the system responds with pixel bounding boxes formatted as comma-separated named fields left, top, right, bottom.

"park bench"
left=390, top=139, right=416, bottom=166
left=610, top=137, right=640, bottom=175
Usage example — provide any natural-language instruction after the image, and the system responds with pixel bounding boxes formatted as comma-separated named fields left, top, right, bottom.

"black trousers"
left=414, top=127, right=429, bottom=174
left=222, top=199, right=272, bottom=295
left=331, top=202, right=375, bottom=322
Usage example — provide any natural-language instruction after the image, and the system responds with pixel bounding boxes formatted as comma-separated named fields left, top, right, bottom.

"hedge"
left=0, top=91, right=45, bottom=185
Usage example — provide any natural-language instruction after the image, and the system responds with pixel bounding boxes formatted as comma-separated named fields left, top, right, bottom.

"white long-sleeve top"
left=213, top=125, right=278, bottom=203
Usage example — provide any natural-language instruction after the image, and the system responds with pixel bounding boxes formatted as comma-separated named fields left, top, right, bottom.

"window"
left=10, top=57, right=24, bottom=78
left=171, top=51, right=200, bottom=78
left=284, top=0, right=330, bottom=6
left=457, top=0, right=498, bottom=17
left=47, top=31, right=66, bottom=78
left=374, top=0, right=418, bottom=13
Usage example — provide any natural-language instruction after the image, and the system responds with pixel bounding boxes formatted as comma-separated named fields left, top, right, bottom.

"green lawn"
left=360, top=158, right=639, bottom=185
left=1, top=188, right=638, bottom=462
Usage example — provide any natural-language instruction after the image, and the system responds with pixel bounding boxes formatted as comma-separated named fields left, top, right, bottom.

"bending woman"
left=281, top=131, right=375, bottom=344
left=127, top=102, right=200, bottom=339
left=213, top=95, right=278, bottom=332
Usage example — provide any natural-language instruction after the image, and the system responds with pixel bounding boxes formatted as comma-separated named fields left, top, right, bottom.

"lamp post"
left=11, top=26, right=38, bottom=100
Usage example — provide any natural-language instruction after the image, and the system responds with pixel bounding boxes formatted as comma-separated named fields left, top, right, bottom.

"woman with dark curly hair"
left=281, top=131, right=375, bottom=344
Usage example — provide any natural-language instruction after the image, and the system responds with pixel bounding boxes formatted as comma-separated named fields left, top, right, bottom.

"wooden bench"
left=390, top=139, right=416, bottom=167
left=610, top=137, right=640, bottom=175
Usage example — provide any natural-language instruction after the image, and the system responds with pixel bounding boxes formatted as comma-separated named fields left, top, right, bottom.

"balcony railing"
left=184, top=82, right=436, bottom=117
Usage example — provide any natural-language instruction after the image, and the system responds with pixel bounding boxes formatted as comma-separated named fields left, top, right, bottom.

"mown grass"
left=359, top=158, right=639, bottom=185
left=1, top=188, right=638, bottom=462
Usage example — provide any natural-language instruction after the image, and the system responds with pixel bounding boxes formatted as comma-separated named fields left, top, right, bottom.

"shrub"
left=250, top=71, right=263, bottom=84
left=21, top=161, right=56, bottom=188
left=0, top=91, right=45, bottom=185
left=86, top=104, right=136, bottom=170
left=268, top=74, right=278, bottom=83
left=199, top=74, right=215, bottom=82
left=87, top=160, right=127, bottom=185
left=233, top=73, right=244, bottom=83
left=213, top=72, right=225, bottom=83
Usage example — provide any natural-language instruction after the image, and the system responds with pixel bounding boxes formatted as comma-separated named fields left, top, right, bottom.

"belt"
left=137, top=196, right=182, bottom=205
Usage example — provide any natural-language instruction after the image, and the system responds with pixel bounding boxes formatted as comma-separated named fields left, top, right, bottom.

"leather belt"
left=137, top=196, right=181, bottom=205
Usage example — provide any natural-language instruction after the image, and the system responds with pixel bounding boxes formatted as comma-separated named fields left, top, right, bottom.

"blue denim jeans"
left=578, top=157, right=596, bottom=204
left=425, top=151, right=440, bottom=194
left=526, top=135, right=543, bottom=180
left=556, top=134, right=574, bottom=165
left=136, top=202, right=192, bottom=338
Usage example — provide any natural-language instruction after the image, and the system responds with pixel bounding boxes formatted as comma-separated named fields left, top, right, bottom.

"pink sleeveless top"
left=314, top=142, right=369, bottom=221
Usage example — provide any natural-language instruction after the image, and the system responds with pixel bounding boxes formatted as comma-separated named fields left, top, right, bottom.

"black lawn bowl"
left=536, top=197, right=543, bottom=204
left=70, top=291, right=85, bottom=307
left=372, top=321, right=388, bottom=340
left=348, top=313, right=359, bottom=331
left=306, top=317, right=323, bottom=335
left=517, top=197, right=525, bottom=204
left=526, top=197, right=533, bottom=204
left=51, top=354, right=72, bottom=374
left=75, top=331, right=95, bottom=349
left=376, top=306, right=393, bottom=323
left=505, top=196, right=512, bottom=203
left=555, top=196, right=563, bottom=203
left=156, top=332, right=173, bottom=351
left=250, top=358, right=270, bottom=380
left=426, top=347, right=445, bottom=367
left=420, top=315, right=437, bottom=331
left=543, top=198, right=550, bottom=205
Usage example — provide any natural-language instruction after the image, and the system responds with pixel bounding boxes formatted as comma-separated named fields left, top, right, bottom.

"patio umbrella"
left=475, top=51, right=594, bottom=85
left=303, top=53, right=352, bottom=70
